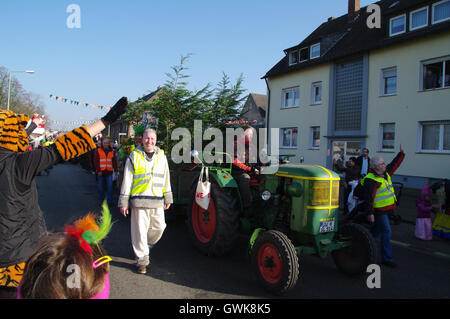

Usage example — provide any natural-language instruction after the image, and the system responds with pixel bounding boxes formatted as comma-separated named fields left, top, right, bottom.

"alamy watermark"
left=170, top=120, right=280, bottom=174
left=66, top=264, right=81, bottom=289
left=366, top=264, right=381, bottom=289
left=66, top=4, right=81, bottom=29
left=366, top=4, right=381, bottom=29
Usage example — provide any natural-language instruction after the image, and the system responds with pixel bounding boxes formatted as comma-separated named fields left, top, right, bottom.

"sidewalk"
left=390, top=187, right=450, bottom=259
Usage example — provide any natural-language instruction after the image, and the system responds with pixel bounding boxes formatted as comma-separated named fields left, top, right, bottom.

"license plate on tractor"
left=319, top=220, right=335, bottom=233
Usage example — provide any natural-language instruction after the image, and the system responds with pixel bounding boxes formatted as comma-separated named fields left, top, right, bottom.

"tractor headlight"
left=261, top=190, right=271, bottom=201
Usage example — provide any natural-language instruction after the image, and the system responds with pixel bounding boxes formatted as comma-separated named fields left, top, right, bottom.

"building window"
left=419, top=121, right=450, bottom=153
left=432, top=0, right=450, bottom=24
left=281, top=128, right=298, bottom=148
left=299, top=47, right=309, bottom=62
left=379, top=123, right=396, bottom=151
left=422, top=58, right=450, bottom=90
left=289, top=50, right=299, bottom=65
left=381, top=67, right=397, bottom=95
left=389, top=14, right=406, bottom=36
left=310, top=126, right=320, bottom=149
left=410, top=7, right=428, bottom=30
left=310, top=43, right=320, bottom=59
left=281, top=87, right=300, bottom=109
left=311, top=82, right=322, bottom=104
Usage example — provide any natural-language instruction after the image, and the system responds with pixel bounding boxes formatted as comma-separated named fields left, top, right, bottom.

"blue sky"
left=0, top=0, right=375, bottom=130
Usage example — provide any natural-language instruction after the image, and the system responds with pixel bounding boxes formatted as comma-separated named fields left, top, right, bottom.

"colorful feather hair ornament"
left=65, top=200, right=113, bottom=255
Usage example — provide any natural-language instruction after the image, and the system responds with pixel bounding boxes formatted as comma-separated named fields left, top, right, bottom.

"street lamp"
left=7, top=70, right=35, bottom=111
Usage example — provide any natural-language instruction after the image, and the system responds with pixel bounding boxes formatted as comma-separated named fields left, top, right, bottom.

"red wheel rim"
left=257, top=243, right=283, bottom=284
left=191, top=199, right=216, bottom=243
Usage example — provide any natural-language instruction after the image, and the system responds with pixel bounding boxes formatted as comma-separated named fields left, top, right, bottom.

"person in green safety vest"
left=358, top=144, right=405, bottom=268
left=118, top=128, right=173, bottom=275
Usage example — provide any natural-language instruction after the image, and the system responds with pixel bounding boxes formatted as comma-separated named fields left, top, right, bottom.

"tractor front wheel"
left=332, top=223, right=378, bottom=275
left=251, top=230, right=300, bottom=295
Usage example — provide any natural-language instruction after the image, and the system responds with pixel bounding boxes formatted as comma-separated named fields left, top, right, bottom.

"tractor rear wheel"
left=332, top=223, right=378, bottom=275
left=187, top=180, right=240, bottom=257
left=251, top=230, right=300, bottom=295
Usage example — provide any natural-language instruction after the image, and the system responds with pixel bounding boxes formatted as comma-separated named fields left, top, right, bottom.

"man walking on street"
left=94, top=136, right=118, bottom=206
left=359, top=145, right=405, bottom=268
left=119, top=128, right=173, bottom=274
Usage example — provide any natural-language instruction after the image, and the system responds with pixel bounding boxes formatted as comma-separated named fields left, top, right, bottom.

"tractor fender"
left=247, top=228, right=266, bottom=256
left=209, top=170, right=238, bottom=188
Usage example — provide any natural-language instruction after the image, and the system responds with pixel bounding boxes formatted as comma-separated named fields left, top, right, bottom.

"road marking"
left=434, top=252, right=450, bottom=259
left=390, top=240, right=410, bottom=247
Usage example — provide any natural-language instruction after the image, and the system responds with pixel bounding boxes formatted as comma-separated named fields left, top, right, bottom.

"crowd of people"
left=0, top=101, right=449, bottom=298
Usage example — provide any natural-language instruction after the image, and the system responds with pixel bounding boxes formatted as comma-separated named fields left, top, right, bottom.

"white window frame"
left=310, top=43, right=320, bottom=59
left=281, top=87, right=300, bottom=109
left=389, top=14, right=406, bottom=36
left=378, top=123, right=396, bottom=152
left=380, top=67, right=397, bottom=96
left=289, top=50, right=299, bottom=65
left=310, top=81, right=322, bottom=104
left=280, top=127, right=298, bottom=149
left=417, top=121, right=450, bottom=154
left=410, top=6, right=429, bottom=31
left=420, top=56, right=450, bottom=90
left=432, top=0, right=450, bottom=24
left=299, top=47, right=309, bottom=62
left=309, top=126, right=320, bottom=149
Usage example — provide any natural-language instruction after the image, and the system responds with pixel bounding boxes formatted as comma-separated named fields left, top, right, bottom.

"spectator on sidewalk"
left=94, top=136, right=118, bottom=206
left=356, top=148, right=370, bottom=177
left=0, top=97, right=128, bottom=298
left=17, top=203, right=112, bottom=299
left=358, top=145, right=405, bottom=268
left=334, top=156, right=360, bottom=213
left=433, top=180, right=450, bottom=240
left=415, top=184, right=439, bottom=241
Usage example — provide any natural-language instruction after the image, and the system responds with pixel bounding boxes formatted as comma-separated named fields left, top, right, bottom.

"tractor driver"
left=232, top=125, right=260, bottom=219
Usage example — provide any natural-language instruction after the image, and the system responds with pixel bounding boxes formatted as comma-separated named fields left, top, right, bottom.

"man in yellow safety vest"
left=119, top=128, right=172, bottom=274
left=359, top=144, right=405, bottom=268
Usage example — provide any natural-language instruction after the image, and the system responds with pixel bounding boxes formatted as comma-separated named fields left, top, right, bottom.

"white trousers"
left=130, top=207, right=166, bottom=266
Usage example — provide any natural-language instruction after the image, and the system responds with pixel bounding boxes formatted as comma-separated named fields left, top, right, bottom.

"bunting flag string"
left=45, top=119, right=97, bottom=125
left=49, top=94, right=112, bottom=111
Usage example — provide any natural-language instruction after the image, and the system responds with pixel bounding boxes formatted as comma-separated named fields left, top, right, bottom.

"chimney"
left=348, top=0, right=360, bottom=22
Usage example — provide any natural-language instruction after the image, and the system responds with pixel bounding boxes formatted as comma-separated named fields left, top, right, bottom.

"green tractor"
left=170, top=151, right=377, bottom=295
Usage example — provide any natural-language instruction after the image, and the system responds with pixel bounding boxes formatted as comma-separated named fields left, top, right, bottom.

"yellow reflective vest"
left=361, top=172, right=397, bottom=208
left=130, top=148, right=167, bottom=199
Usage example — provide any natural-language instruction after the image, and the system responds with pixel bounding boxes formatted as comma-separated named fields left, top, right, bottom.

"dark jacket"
left=359, top=151, right=405, bottom=216
left=355, top=155, right=370, bottom=177
left=0, top=144, right=61, bottom=267
left=335, top=161, right=361, bottom=184
left=0, top=125, right=96, bottom=268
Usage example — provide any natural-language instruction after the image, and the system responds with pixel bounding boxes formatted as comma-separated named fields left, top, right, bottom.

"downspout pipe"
left=264, top=77, right=271, bottom=153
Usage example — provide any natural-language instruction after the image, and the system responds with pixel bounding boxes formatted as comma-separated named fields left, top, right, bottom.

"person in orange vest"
left=94, top=136, right=118, bottom=206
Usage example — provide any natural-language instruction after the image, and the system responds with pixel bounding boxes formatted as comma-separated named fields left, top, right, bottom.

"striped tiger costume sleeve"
left=0, top=110, right=30, bottom=153
left=0, top=263, right=25, bottom=288
left=53, top=125, right=97, bottom=161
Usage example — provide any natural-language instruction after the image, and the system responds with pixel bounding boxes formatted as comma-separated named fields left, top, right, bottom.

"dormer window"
left=310, top=43, right=320, bottom=59
left=432, top=0, right=450, bottom=24
left=299, top=47, right=309, bottom=62
left=289, top=50, right=299, bottom=65
left=410, top=7, right=428, bottom=30
left=389, top=14, right=406, bottom=36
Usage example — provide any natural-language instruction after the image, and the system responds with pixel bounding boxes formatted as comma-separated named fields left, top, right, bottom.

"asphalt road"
left=36, top=163, right=450, bottom=299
